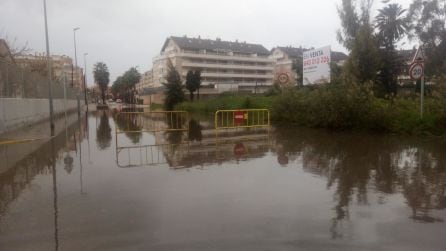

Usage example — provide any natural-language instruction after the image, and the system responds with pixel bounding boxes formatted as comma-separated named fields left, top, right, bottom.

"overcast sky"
left=1, top=0, right=414, bottom=86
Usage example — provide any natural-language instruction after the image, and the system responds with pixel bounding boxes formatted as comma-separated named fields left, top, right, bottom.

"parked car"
left=108, top=98, right=114, bottom=103
left=116, top=99, right=122, bottom=103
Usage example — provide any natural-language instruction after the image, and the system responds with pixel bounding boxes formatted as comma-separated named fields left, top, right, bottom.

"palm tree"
left=376, top=3, right=408, bottom=49
left=375, top=2, right=409, bottom=96
left=93, top=62, right=110, bottom=104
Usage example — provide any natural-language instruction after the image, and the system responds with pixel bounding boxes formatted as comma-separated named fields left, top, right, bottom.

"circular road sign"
left=234, top=143, right=246, bottom=157
left=409, top=63, right=424, bottom=80
left=278, top=73, right=289, bottom=84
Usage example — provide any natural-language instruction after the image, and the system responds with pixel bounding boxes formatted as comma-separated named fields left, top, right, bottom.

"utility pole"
left=420, top=72, right=425, bottom=119
left=420, top=46, right=425, bottom=119
left=409, top=45, right=426, bottom=119
left=73, top=27, right=80, bottom=112
left=73, top=28, right=80, bottom=81
left=43, top=0, right=54, bottom=136
left=83, top=52, right=88, bottom=111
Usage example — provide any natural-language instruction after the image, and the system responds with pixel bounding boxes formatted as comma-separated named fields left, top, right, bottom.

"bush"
left=272, top=84, right=375, bottom=129
left=176, top=95, right=276, bottom=113
left=272, top=84, right=446, bottom=135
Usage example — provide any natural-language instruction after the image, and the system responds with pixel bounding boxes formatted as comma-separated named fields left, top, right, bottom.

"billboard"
left=303, top=46, right=331, bottom=85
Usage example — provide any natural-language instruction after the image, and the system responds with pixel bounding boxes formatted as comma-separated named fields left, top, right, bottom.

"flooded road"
left=1, top=110, right=445, bottom=250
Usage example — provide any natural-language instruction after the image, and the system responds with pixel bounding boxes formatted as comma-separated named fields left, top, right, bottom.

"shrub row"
left=272, top=85, right=446, bottom=135
left=174, top=85, right=446, bottom=135
left=176, top=95, right=276, bottom=114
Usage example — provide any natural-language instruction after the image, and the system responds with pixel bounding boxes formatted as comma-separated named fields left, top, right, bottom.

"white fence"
left=0, top=98, right=81, bottom=134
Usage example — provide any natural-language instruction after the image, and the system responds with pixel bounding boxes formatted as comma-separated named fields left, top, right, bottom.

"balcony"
left=182, top=62, right=273, bottom=71
left=183, top=72, right=274, bottom=79
left=178, top=52, right=274, bottom=63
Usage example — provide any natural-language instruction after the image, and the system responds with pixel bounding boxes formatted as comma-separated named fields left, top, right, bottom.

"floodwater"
left=0, top=109, right=445, bottom=251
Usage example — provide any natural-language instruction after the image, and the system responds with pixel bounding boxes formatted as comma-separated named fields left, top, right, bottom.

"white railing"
left=186, top=72, right=274, bottom=79
left=178, top=52, right=274, bottom=63
left=182, top=62, right=273, bottom=71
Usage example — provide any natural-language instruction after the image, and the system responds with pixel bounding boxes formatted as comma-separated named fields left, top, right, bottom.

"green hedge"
left=272, top=85, right=446, bottom=135
left=174, top=85, right=446, bottom=135
left=176, top=95, right=276, bottom=114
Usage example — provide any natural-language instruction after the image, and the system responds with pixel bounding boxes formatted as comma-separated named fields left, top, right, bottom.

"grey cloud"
left=0, top=0, right=414, bottom=85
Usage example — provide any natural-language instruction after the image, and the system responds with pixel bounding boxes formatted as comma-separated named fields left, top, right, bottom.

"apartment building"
left=15, top=54, right=84, bottom=90
left=136, top=69, right=154, bottom=93
left=136, top=69, right=158, bottom=103
left=152, top=36, right=275, bottom=93
left=270, top=46, right=304, bottom=85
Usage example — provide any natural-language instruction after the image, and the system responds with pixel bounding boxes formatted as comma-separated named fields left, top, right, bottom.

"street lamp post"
left=83, top=52, right=88, bottom=111
left=43, top=0, right=54, bottom=136
left=73, top=27, right=80, bottom=109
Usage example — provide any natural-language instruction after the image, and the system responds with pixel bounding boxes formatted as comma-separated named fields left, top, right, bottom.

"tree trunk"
left=101, top=87, right=106, bottom=104
left=190, top=91, right=194, bottom=101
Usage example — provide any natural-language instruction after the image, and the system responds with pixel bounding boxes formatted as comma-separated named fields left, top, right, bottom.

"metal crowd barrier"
left=115, top=111, right=189, bottom=134
left=214, top=109, right=270, bottom=130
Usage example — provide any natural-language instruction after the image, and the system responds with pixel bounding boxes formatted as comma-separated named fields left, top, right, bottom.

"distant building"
left=136, top=69, right=158, bottom=104
left=270, top=46, right=305, bottom=85
left=15, top=54, right=84, bottom=90
left=152, top=36, right=275, bottom=93
left=270, top=46, right=348, bottom=85
left=397, top=48, right=418, bottom=85
left=136, top=69, right=154, bottom=94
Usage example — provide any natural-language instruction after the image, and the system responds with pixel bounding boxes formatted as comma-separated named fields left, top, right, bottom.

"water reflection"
left=96, top=111, right=112, bottom=149
left=188, top=119, right=203, bottom=142
left=165, top=130, right=183, bottom=144
left=111, top=113, right=446, bottom=229
left=115, top=117, right=272, bottom=168
left=63, top=148, right=74, bottom=174
left=113, top=109, right=143, bottom=144
left=50, top=138, right=59, bottom=251
left=2, top=112, right=446, bottom=249
left=0, top=118, right=84, bottom=223
left=273, top=126, right=446, bottom=228
left=401, top=150, right=446, bottom=223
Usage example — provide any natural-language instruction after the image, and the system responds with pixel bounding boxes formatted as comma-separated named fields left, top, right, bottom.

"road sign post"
left=410, top=46, right=425, bottom=119
left=421, top=75, right=424, bottom=119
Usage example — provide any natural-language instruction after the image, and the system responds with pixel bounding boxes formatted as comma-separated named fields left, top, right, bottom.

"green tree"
left=407, top=0, right=446, bottom=79
left=185, top=70, right=196, bottom=101
left=122, top=67, right=141, bottom=104
left=111, top=76, right=124, bottom=98
left=122, top=67, right=141, bottom=86
left=376, top=2, right=408, bottom=95
left=163, top=59, right=185, bottom=110
left=111, top=67, right=141, bottom=104
left=193, top=70, right=202, bottom=100
left=376, top=3, right=408, bottom=49
left=337, top=0, right=381, bottom=84
left=292, top=56, right=303, bottom=86
left=337, top=0, right=360, bottom=50
left=93, top=62, right=110, bottom=104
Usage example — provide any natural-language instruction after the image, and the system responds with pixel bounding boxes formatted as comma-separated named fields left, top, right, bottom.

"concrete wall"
left=139, top=93, right=165, bottom=105
left=0, top=98, right=81, bottom=134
